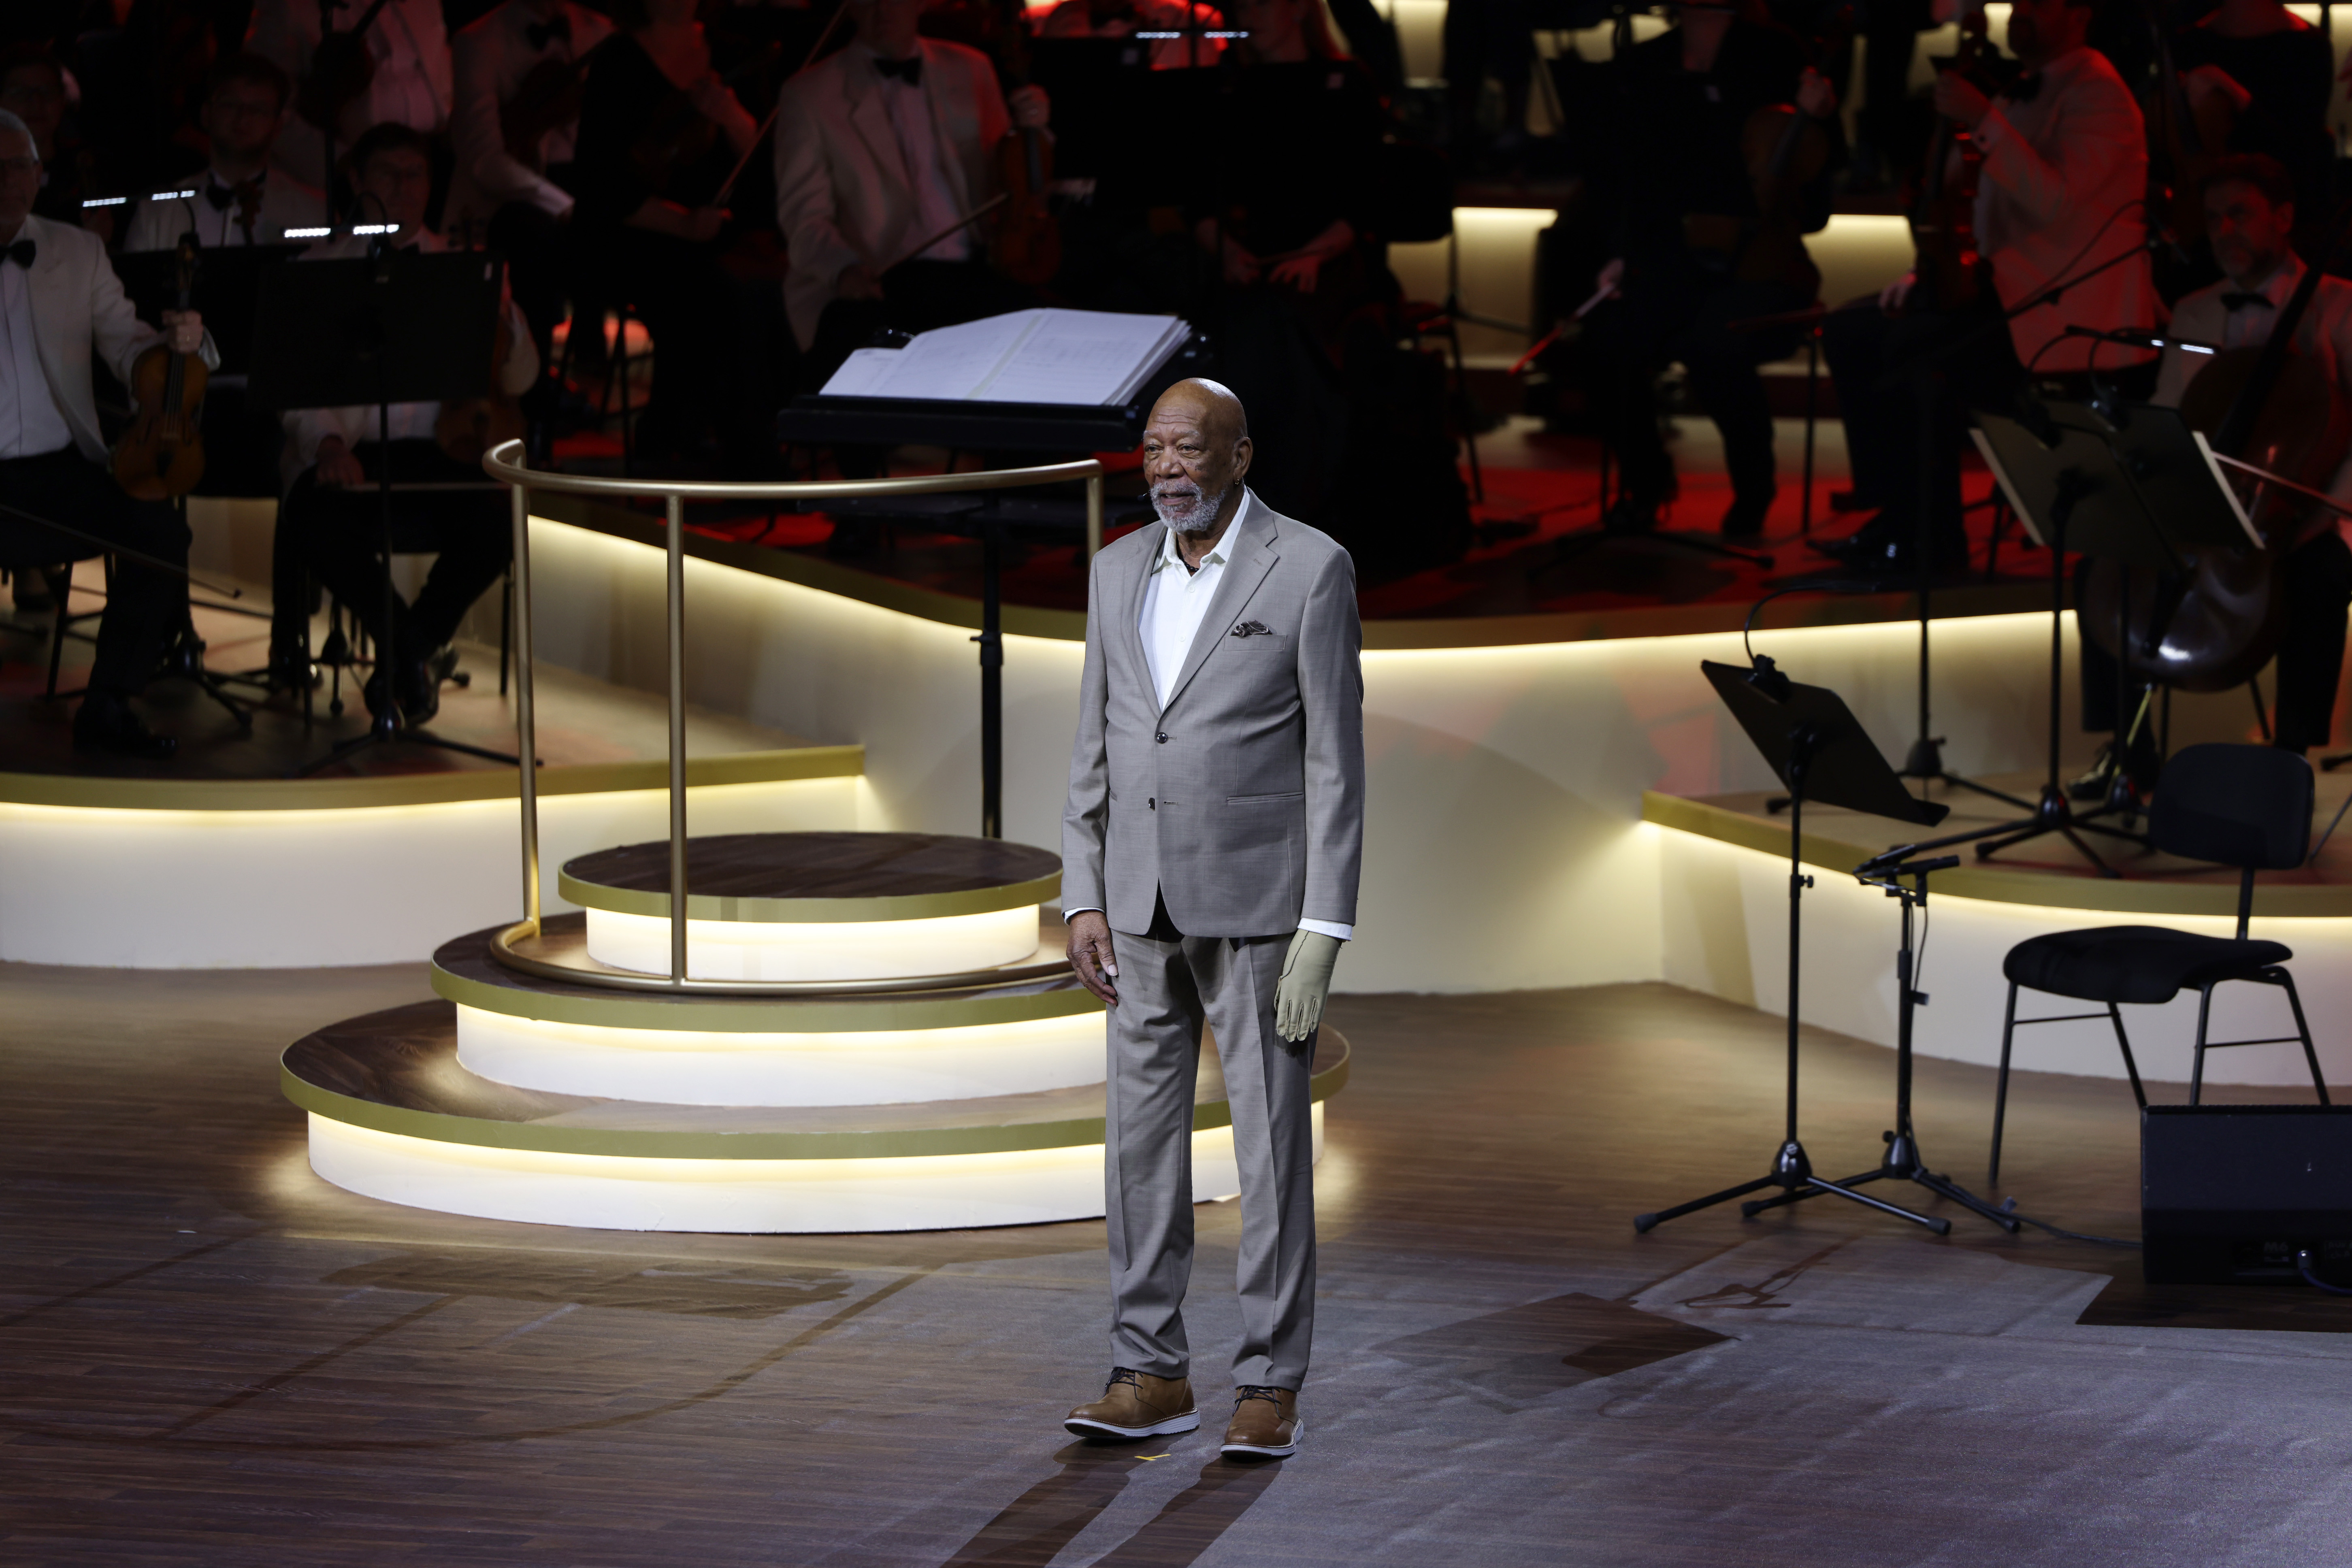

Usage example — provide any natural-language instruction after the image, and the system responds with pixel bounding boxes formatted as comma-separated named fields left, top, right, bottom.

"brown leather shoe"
left=1220, top=1385, right=1302, bottom=1458
left=1064, top=1368, right=1199, bottom=1440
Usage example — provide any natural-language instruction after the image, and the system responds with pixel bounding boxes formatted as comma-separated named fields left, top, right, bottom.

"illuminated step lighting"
left=454, top=1004, right=1108, bottom=1106
left=582, top=903, right=1043, bottom=982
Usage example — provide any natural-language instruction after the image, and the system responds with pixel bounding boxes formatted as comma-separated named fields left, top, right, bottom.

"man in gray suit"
left=1060, top=378, right=1364, bottom=1460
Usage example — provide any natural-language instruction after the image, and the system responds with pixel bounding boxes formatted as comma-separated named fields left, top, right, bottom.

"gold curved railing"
left=480, top=439, right=1105, bottom=992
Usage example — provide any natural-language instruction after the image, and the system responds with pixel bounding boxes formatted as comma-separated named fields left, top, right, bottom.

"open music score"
left=819, top=309, right=1191, bottom=408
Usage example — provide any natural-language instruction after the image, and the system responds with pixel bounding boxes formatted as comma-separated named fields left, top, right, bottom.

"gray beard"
left=1152, top=483, right=1230, bottom=534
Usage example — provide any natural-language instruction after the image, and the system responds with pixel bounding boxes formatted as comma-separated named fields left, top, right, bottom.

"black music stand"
left=250, top=246, right=518, bottom=775
left=1635, top=658, right=1953, bottom=1236
left=1969, top=399, right=2251, bottom=869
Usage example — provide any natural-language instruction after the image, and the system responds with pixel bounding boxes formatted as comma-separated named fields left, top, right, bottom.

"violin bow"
left=0, top=501, right=241, bottom=596
left=712, top=2, right=855, bottom=209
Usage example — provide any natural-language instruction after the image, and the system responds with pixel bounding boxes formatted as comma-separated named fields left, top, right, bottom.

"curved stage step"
left=283, top=1001, right=1349, bottom=1233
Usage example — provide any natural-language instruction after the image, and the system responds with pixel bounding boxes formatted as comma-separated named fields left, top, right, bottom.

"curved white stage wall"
left=0, top=777, right=855, bottom=968
left=518, top=519, right=2267, bottom=1017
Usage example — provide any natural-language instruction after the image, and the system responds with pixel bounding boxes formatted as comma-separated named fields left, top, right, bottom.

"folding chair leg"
left=1447, top=323, right=1483, bottom=505
left=2107, top=1001, right=2147, bottom=1108
left=2191, top=984, right=2217, bottom=1106
left=499, top=571, right=512, bottom=698
left=45, top=574, right=68, bottom=698
left=1991, top=982, right=2020, bottom=1187
left=2276, top=969, right=2330, bottom=1106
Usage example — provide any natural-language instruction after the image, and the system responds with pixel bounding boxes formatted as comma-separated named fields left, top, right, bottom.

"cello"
left=2078, top=246, right=2352, bottom=692
left=1680, top=12, right=1851, bottom=296
left=110, top=235, right=207, bottom=501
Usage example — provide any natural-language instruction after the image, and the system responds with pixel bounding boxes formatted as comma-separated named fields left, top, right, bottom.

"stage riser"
left=521, top=520, right=2274, bottom=997
left=305, top=1111, right=1322, bottom=1233
left=453, top=1006, right=1108, bottom=1107
left=1659, top=827, right=2352, bottom=1089
left=581, top=905, right=1040, bottom=982
left=0, top=778, right=857, bottom=969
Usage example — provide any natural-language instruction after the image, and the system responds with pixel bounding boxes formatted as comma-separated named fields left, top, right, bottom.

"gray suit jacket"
left=1063, top=492, right=1365, bottom=938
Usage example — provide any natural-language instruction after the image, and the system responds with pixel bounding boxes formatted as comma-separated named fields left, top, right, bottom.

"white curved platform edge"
left=305, top=1107, right=1324, bottom=1232
left=0, top=774, right=859, bottom=969
left=454, top=1004, right=1108, bottom=1106
left=582, top=904, right=1040, bottom=981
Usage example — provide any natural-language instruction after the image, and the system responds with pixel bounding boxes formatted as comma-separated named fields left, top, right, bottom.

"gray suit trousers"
left=1105, top=925, right=1317, bottom=1390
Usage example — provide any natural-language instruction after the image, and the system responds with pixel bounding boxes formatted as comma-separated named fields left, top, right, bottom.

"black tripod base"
left=1742, top=1130, right=2022, bottom=1233
left=293, top=705, right=520, bottom=778
left=1636, top=1139, right=1951, bottom=1235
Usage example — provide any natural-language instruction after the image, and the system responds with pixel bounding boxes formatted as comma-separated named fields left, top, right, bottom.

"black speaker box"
left=2143, top=1105, right=2352, bottom=1285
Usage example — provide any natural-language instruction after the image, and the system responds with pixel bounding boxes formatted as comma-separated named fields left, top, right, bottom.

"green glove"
left=1274, top=929, right=1343, bottom=1043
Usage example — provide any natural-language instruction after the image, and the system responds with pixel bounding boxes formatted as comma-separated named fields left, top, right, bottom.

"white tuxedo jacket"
left=772, top=38, right=1008, bottom=349
left=12, top=215, right=218, bottom=464
left=122, top=170, right=327, bottom=252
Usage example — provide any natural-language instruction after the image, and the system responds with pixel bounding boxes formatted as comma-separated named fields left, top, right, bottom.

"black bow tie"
left=2, top=238, right=32, bottom=268
left=526, top=13, right=569, bottom=50
left=873, top=53, right=922, bottom=85
left=2222, top=291, right=2275, bottom=312
left=2002, top=71, right=2041, bottom=103
left=204, top=177, right=261, bottom=211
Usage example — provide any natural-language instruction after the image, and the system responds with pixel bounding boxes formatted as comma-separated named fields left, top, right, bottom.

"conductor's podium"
left=282, top=833, right=1349, bottom=1232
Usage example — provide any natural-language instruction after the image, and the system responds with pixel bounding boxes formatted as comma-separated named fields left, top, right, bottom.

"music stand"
left=1635, top=658, right=1954, bottom=1236
left=1968, top=399, right=2250, bottom=869
left=250, top=246, right=518, bottom=775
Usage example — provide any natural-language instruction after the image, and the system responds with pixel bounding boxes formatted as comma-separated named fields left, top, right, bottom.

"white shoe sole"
left=1065, top=1411, right=1201, bottom=1440
left=1220, top=1417, right=1304, bottom=1458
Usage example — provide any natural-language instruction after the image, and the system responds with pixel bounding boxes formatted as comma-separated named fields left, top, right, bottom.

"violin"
left=111, top=235, right=207, bottom=501
left=297, top=0, right=398, bottom=132
left=2079, top=253, right=2352, bottom=692
left=629, top=43, right=776, bottom=200
left=986, top=0, right=1060, bottom=288
left=435, top=263, right=526, bottom=467
left=503, top=55, right=590, bottom=166
left=1682, top=12, right=1851, bottom=296
left=1907, top=0, right=1993, bottom=309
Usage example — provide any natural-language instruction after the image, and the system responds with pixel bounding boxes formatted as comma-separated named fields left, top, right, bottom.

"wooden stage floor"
left=6, top=966, right=2349, bottom=1565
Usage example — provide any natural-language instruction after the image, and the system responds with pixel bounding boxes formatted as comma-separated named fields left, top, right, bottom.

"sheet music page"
left=816, top=308, right=1189, bottom=404
left=971, top=310, right=1186, bottom=405
left=820, top=348, right=907, bottom=397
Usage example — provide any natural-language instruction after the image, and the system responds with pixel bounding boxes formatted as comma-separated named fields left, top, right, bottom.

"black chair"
left=1988, top=742, right=2329, bottom=1185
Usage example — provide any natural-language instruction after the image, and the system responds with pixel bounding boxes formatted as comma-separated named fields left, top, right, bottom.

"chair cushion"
left=2004, top=925, right=2292, bottom=1006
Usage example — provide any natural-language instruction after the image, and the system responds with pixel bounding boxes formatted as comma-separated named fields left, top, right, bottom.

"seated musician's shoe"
left=266, top=640, right=319, bottom=692
left=1220, top=1386, right=1302, bottom=1460
left=1064, top=1368, right=1199, bottom=1440
left=1830, top=530, right=1973, bottom=583
left=1721, top=492, right=1773, bottom=539
left=362, top=655, right=442, bottom=728
left=72, top=690, right=177, bottom=761
left=1808, top=521, right=1890, bottom=562
left=1600, top=498, right=1660, bottom=537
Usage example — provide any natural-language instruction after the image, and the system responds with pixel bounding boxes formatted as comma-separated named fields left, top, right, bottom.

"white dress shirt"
left=124, top=168, right=328, bottom=251
left=1067, top=492, right=1354, bottom=942
left=0, top=247, right=77, bottom=460
left=863, top=44, right=971, bottom=263
left=248, top=0, right=454, bottom=191
left=447, top=0, right=614, bottom=229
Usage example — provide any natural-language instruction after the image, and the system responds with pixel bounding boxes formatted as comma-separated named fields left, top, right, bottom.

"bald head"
left=1143, top=379, right=1254, bottom=542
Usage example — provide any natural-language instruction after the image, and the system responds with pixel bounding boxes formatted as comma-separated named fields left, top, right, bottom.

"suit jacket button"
left=1148, top=798, right=1155, bottom=809
left=1156, top=731, right=1169, bottom=743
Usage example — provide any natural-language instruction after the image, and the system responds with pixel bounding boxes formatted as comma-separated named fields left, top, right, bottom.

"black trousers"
left=1582, top=264, right=1813, bottom=512
left=1822, top=285, right=2025, bottom=548
left=2079, top=530, right=2352, bottom=752
left=589, top=228, right=773, bottom=458
left=272, top=439, right=510, bottom=659
left=0, top=446, right=187, bottom=694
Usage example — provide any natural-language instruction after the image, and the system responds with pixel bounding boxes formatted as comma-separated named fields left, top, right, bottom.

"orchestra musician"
left=246, top=0, right=453, bottom=194
left=445, top=0, right=614, bottom=389
left=2079, top=155, right=2352, bottom=767
left=0, top=47, right=105, bottom=240
left=773, top=0, right=1051, bottom=377
left=123, top=55, right=326, bottom=251
left=1038, top=0, right=1229, bottom=69
left=1815, top=0, right=2158, bottom=576
left=2170, top=0, right=2334, bottom=255
left=0, top=110, right=214, bottom=760
left=268, top=123, right=536, bottom=715
left=1582, top=0, right=1841, bottom=539
left=569, top=0, right=764, bottom=466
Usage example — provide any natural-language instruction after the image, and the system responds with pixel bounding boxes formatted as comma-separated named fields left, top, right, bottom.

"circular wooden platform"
left=558, top=832, right=1061, bottom=922
left=282, top=1000, right=1350, bottom=1232
left=440, top=916, right=1093, bottom=1028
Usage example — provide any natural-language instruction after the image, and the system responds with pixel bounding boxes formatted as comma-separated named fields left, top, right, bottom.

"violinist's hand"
left=1009, top=84, right=1050, bottom=131
left=313, top=435, right=365, bottom=489
left=680, top=205, right=728, bottom=243
left=1879, top=271, right=1917, bottom=313
left=1195, top=218, right=1260, bottom=285
left=2182, top=64, right=2251, bottom=117
left=690, top=71, right=738, bottom=126
left=1932, top=66, right=1990, bottom=130
left=836, top=262, right=885, bottom=301
left=160, top=309, right=204, bottom=355
left=1597, top=256, right=1625, bottom=295
left=1796, top=66, right=1836, bottom=120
